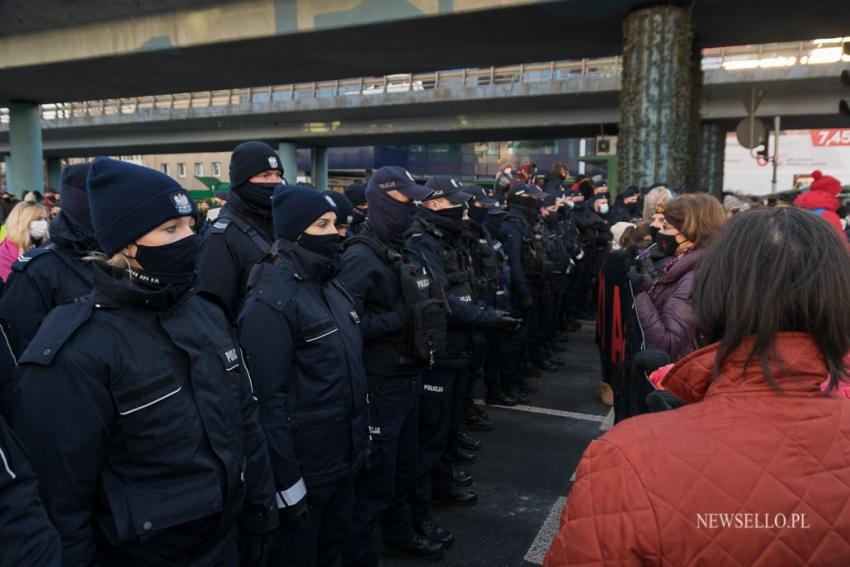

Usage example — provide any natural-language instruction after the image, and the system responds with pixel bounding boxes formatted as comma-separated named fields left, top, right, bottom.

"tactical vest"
left=462, top=225, right=507, bottom=308
left=411, top=218, right=477, bottom=304
left=344, top=231, right=448, bottom=368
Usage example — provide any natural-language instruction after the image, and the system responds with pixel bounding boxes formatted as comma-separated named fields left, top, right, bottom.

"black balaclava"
left=468, top=205, right=489, bottom=225
left=365, top=186, right=417, bottom=245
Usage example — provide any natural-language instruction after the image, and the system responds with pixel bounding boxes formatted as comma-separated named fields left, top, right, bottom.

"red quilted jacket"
left=545, top=333, right=850, bottom=567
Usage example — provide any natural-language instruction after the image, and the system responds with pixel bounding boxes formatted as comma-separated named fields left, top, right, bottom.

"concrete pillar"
left=8, top=102, right=44, bottom=197
left=618, top=5, right=698, bottom=189
left=2, top=154, right=10, bottom=192
left=698, top=123, right=726, bottom=196
left=47, top=157, right=62, bottom=190
left=311, top=146, right=328, bottom=190
left=277, top=141, right=298, bottom=185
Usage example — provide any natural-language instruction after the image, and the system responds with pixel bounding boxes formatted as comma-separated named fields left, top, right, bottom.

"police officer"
left=538, top=191, right=572, bottom=359
left=0, top=412, right=61, bottom=566
left=405, top=177, right=520, bottom=538
left=502, top=184, right=550, bottom=399
left=197, top=141, right=284, bottom=317
left=324, top=190, right=357, bottom=238
left=13, top=157, right=278, bottom=566
left=339, top=167, right=446, bottom=564
left=0, top=163, right=97, bottom=359
left=462, top=186, right=518, bottom=408
left=344, top=183, right=368, bottom=236
left=239, top=185, right=368, bottom=567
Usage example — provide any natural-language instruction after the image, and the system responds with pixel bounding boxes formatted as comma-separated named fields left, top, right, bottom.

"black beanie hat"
left=272, top=185, right=336, bottom=242
left=229, top=141, right=283, bottom=190
left=344, top=183, right=367, bottom=207
left=59, top=163, right=93, bottom=232
left=88, top=157, right=196, bottom=256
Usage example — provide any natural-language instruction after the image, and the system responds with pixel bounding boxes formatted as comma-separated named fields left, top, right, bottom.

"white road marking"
left=600, top=407, right=615, bottom=431
left=524, top=496, right=567, bottom=565
left=474, top=399, right=607, bottom=423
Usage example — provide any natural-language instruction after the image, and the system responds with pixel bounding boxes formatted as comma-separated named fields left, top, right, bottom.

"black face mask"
left=298, top=233, right=342, bottom=261
left=468, top=205, right=488, bottom=225
left=435, top=205, right=465, bottom=221
left=656, top=232, right=680, bottom=256
left=233, top=182, right=276, bottom=213
left=649, top=225, right=661, bottom=241
left=130, top=234, right=199, bottom=288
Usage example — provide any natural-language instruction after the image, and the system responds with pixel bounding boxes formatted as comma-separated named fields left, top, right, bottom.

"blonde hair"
left=5, top=201, right=48, bottom=252
left=642, top=187, right=674, bottom=220
left=84, top=251, right=131, bottom=270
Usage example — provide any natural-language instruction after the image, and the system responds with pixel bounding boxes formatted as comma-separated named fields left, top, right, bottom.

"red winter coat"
left=794, top=188, right=843, bottom=234
left=544, top=333, right=850, bottom=567
left=635, top=248, right=703, bottom=361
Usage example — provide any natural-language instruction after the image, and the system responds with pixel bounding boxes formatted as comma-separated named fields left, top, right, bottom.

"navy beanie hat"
left=229, top=141, right=283, bottom=189
left=59, top=163, right=93, bottom=232
left=87, top=157, right=196, bottom=256
left=324, top=191, right=355, bottom=226
left=344, top=183, right=367, bottom=207
left=272, top=185, right=337, bottom=242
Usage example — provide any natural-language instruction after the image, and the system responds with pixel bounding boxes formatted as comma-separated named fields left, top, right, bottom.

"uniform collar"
left=91, top=262, right=192, bottom=312
left=275, top=240, right=339, bottom=283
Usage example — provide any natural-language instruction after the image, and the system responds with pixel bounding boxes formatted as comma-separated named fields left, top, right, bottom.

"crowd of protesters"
left=0, top=143, right=848, bottom=567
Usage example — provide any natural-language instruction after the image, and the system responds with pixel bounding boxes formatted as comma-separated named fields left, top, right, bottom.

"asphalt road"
left=382, top=323, right=611, bottom=567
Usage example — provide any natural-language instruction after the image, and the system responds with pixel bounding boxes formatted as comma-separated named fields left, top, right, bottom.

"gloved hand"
left=240, top=532, right=274, bottom=567
left=627, top=266, right=649, bottom=295
left=280, top=497, right=311, bottom=531
left=492, top=310, right=523, bottom=330
left=520, top=295, right=534, bottom=313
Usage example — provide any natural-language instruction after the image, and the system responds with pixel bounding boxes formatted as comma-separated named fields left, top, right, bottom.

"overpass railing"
left=0, top=38, right=847, bottom=124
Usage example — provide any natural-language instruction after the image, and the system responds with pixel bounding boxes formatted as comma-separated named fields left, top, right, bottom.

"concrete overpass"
left=2, top=0, right=850, bottom=105
left=0, top=60, right=846, bottom=157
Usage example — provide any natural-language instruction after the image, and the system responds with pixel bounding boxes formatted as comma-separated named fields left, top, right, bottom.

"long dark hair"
left=694, top=207, right=850, bottom=390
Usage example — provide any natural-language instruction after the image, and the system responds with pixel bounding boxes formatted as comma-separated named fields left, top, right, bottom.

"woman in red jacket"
left=545, top=207, right=850, bottom=566
left=631, top=193, right=725, bottom=361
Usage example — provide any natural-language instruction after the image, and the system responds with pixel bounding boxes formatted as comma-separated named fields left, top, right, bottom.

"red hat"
left=809, top=170, right=842, bottom=197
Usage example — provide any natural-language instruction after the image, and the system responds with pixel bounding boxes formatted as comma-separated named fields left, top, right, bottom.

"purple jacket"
left=635, top=248, right=704, bottom=361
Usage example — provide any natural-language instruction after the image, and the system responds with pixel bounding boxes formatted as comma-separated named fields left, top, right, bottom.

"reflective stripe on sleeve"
left=274, top=477, right=307, bottom=508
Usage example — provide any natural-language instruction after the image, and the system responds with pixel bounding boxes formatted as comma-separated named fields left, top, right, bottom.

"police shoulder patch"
left=11, top=246, right=53, bottom=272
left=210, top=217, right=232, bottom=234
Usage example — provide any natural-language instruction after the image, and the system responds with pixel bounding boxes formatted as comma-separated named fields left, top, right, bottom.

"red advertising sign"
left=809, top=129, right=850, bottom=147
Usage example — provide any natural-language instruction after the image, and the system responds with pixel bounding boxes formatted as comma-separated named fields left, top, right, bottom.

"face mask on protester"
left=29, top=219, right=49, bottom=241
left=298, top=233, right=343, bottom=261
left=565, top=200, right=575, bottom=209
left=656, top=232, right=680, bottom=256
left=650, top=225, right=661, bottom=241
left=130, top=234, right=200, bottom=287
left=598, top=203, right=610, bottom=215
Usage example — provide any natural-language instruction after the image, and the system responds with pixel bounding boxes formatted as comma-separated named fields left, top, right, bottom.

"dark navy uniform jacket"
left=502, top=207, right=538, bottom=301
left=197, top=193, right=274, bottom=318
left=339, top=225, right=426, bottom=378
left=406, top=211, right=503, bottom=366
left=0, top=413, right=61, bottom=567
left=13, top=265, right=278, bottom=566
left=238, top=241, right=368, bottom=504
left=0, top=214, right=95, bottom=422
left=0, top=214, right=94, bottom=358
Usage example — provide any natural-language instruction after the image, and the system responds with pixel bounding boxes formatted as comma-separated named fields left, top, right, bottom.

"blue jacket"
left=0, top=413, right=61, bottom=567
left=238, top=242, right=368, bottom=502
left=13, top=265, right=278, bottom=566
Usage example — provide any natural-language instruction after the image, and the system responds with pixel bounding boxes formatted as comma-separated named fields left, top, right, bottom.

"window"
left=160, top=163, right=170, bottom=176
left=212, top=161, right=221, bottom=177
left=177, top=163, right=187, bottom=178
left=194, top=162, right=204, bottom=177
